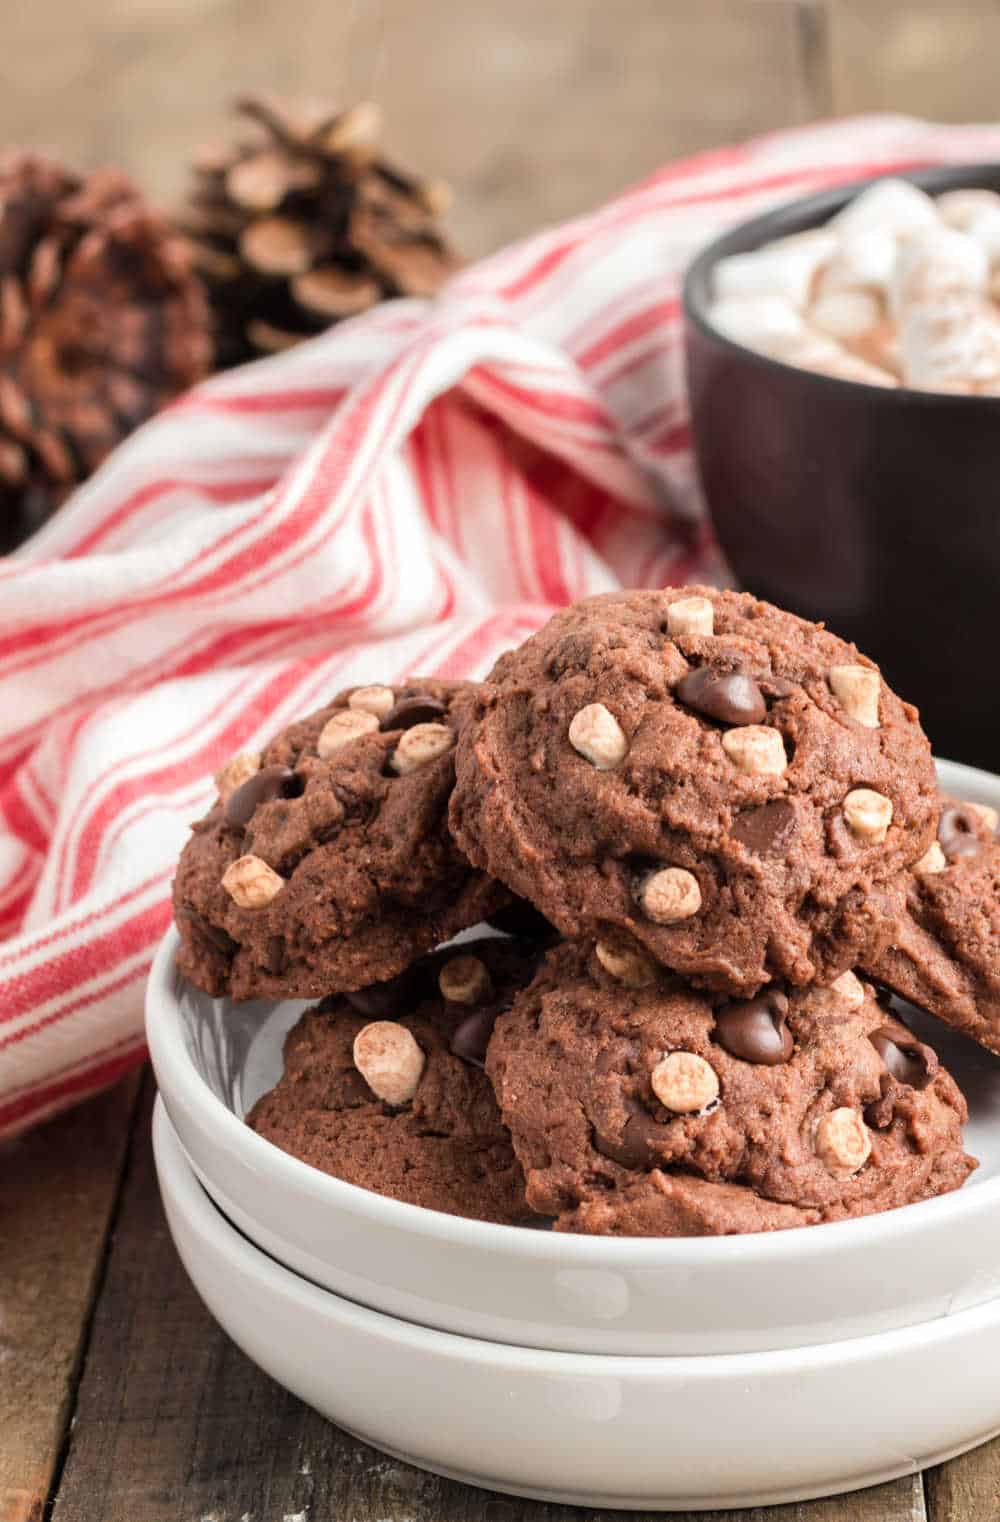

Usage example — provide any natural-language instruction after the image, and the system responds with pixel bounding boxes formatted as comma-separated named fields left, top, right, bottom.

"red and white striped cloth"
left=5, top=115, right=1000, bottom=1139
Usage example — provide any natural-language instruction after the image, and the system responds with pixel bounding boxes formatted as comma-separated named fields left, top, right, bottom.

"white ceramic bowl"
left=147, top=758, right=1000, bottom=1357
left=155, top=1097, right=1000, bottom=1512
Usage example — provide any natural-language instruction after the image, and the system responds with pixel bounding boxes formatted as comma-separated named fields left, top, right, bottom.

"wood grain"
left=44, top=1079, right=932, bottom=1522
left=926, top=1440, right=1000, bottom=1522
left=0, top=0, right=829, bottom=259
left=0, top=1074, right=140, bottom=1522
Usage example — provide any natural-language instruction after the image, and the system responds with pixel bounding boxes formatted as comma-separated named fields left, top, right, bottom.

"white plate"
left=147, top=757, right=1000, bottom=1357
left=154, top=1097, right=1000, bottom=1512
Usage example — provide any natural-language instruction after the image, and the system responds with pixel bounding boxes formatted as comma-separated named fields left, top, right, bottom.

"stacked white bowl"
left=148, top=757, right=1000, bottom=1510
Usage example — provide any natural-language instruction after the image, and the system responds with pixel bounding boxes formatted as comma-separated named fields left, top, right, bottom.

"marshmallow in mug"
left=707, top=177, right=1000, bottom=394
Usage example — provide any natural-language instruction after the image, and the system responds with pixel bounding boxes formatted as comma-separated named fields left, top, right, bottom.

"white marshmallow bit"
left=899, top=292, right=1000, bottom=391
left=438, top=955, right=491, bottom=1005
left=666, top=595, right=714, bottom=637
left=828, top=664, right=880, bottom=728
left=349, top=684, right=395, bottom=718
left=390, top=722, right=455, bottom=774
left=595, top=938, right=658, bottom=988
left=712, top=230, right=836, bottom=310
left=708, top=295, right=806, bottom=352
left=815, top=1108, right=872, bottom=1178
left=568, top=703, right=629, bottom=770
left=317, top=708, right=379, bottom=757
left=639, top=867, right=703, bottom=924
left=810, top=288, right=883, bottom=342
left=914, top=841, right=947, bottom=876
left=721, top=725, right=787, bottom=777
left=353, top=1021, right=426, bottom=1106
left=965, top=205, right=1000, bottom=263
left=821, top=227, right=898, bottom=295
left=833, top=179, right=937, bottom=240
left=937, top=188, right=1000, bottom=231
left=843, top=788, right=894, bottom=844
left=830, top=970, right=865, bottom=1010
left=651, top=1051, right=719, bottom=1115
left=891, top=226, right=989, bottom=318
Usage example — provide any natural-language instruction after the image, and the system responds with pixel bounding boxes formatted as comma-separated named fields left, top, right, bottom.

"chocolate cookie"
left=864, top=795, right=1000, bottom=1055
left=174, top=680, right=507, bottom=1000
left=451, top=588, right=937, bottom=996
left=247, top=937, right=539, bottom=1222
left=486, top=940, right=975, bottom=1236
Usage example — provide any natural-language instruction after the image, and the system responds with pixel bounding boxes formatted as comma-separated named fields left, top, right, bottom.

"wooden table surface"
left=1, top=1072, right=998, bottom=1522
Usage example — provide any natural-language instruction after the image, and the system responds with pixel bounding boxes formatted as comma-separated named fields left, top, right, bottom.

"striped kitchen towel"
left=4, top=113, right=1000, bottom=1138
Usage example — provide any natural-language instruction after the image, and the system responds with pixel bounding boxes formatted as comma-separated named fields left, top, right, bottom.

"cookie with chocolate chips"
left=173, top=680, right=508, bottom=1000
left=450, top=588, right=937, bottom=997
left=486, top=940, right=975, bottom=1237
left=864, top=795, right=1000, bottom=1055
left=247, top=937, right=540, bottom=1222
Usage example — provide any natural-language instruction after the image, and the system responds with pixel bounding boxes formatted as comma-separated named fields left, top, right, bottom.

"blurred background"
left=4, top=0, right=999, bottom=258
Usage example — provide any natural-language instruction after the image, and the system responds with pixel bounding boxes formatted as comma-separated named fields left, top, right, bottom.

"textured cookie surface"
left=486, top=940, right=975, bottom=1236
left=451, top=588, right=937, bottom=995
left=864, top=796, right=1000, bottom=1055
left=174, top=680, right=507, bottom=1000
left=247, top=937, right=539, bottom=1222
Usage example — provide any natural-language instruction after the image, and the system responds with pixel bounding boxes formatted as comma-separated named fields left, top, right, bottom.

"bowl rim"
left=681, top=160, right=1000, bottom=406
left=155, top=1091, right=1000, bottom=1376
left=147, top=755, right=1000, bottom=1267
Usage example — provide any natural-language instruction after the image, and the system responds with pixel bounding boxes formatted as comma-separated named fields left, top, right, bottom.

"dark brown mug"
left=683, top=164, right=1000, bottom=770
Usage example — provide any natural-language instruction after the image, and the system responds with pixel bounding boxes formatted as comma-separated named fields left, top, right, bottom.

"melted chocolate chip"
left=938, top=805, right=984, bottom=862
left=593, top=1103, right=666, bottom=1169
left=450, top=1008, right=501, bottom=1068
left=870, top=1028, right=936, bottom=1090
left=266, top=935, right=286, bottom=975
left=225, top=765, right=299, bottom=829
left=345, top=966, right=423, bottom=1018
left=380, top=694, right=448, bottom=732
left=730, top=798, right=796, bottom=855
left=714, top=992, right=793, bottom=1065
left=675, top=667, right=767, bottom=726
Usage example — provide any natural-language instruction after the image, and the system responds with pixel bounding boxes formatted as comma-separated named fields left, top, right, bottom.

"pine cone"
left=180, top=97, right=460, bottom=367
left=0, top=154, right=212, bottom=549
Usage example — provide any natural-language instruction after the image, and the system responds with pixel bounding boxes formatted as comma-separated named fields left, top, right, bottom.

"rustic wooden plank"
left=0, top=1073, right=140, bottom=1522
left=926, top=1438, right=1000, bottom=1521
left=827, top=1, right=1000, bottom=122
left=0, top=0, right=826, bottom=259
left=49, top=1078, right=926, bottom=1522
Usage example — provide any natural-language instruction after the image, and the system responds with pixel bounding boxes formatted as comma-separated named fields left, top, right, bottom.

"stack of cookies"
left=173, top=587, right=995, bottom=1235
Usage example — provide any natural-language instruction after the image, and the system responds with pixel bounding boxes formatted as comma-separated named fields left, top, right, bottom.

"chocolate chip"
left=675, top=667, right=766, bottom=726
left=224, top=765, right=299, bottom=828
left=870, top=1028, right=936, bottom=1090
left=266, top=935, right=286, bottom=975
left=938, top=805, right=983, bottom=862
left=345, top=967, right=422, bottom=1018
left=450, top=1008, right=501, bottom=1068
left=714, top=992, right=793, bottom=1065
left=594, top=1104, right=665, bottom=1169
left=730, top=798, right=796, bottom=855
left=380, top=694, right=448, bottom=732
